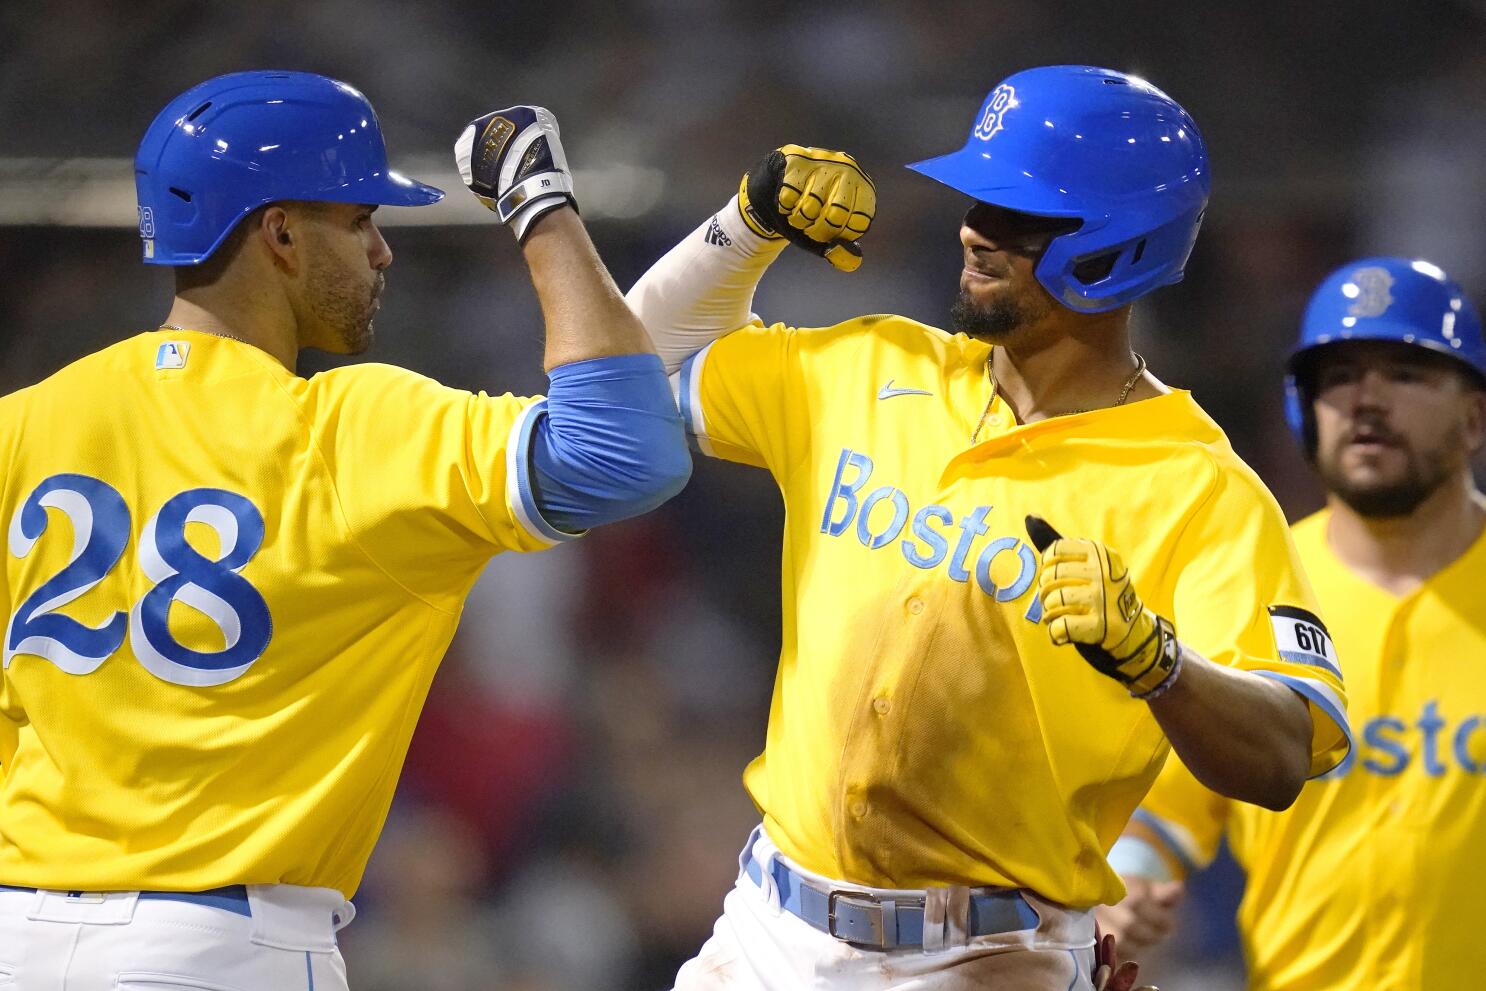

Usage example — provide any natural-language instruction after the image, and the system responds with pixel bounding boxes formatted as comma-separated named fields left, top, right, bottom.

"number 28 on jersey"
left=4, top=473, right=273, bottom=688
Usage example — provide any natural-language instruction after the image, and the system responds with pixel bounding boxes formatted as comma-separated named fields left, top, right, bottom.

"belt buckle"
left=826, top=888, right=887, bottom=948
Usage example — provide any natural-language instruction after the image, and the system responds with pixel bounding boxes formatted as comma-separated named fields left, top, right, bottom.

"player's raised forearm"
left=626, top=197, right=787, bottom=374
left=1148, top=651, right=1311, bottom=810
left=452, top=104, right=689, bottom=528
left=522, top=207, right=655, bottom=370
left=627, top=146, right=876, bottom=374
left=453, top=104, right=656, bottom=371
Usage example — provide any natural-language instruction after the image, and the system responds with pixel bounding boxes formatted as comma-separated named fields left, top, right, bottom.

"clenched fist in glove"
left=738, top=145, right=875, bottom=271
left=455, top=106, right=575, bottom=242
left=1026, top=516, right=1182, bottom=698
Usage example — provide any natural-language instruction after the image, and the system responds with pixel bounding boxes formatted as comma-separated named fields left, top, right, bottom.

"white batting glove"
left=454, top=105, right=576, bottom=242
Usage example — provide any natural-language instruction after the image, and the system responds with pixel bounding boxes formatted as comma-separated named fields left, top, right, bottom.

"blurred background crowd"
left=3, top=1, right=1485, bottom=987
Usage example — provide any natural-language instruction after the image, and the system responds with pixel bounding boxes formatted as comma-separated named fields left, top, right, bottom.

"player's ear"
left=1462, top=381, right=1486, bottom=456
left=259, top=205, right=298, bottom=270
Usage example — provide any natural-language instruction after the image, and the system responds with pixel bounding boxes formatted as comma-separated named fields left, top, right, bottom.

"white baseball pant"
left=673, top=826, right=1098, bottom=991
left=0, top=883, right=352, bottom=991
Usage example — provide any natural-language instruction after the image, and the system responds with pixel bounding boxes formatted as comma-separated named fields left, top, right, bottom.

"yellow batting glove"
left=1025, top=516, right=1181, bottom=698
left=738, top=144, right=875, bottom=272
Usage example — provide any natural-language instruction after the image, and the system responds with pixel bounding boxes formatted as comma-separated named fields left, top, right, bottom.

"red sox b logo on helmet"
left=1347, top=266, right=1396, bottom=319
left=973, top=84, right=1017, bottom=141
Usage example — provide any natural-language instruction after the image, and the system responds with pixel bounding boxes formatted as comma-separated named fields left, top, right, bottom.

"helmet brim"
left=1289, top=323, right=1483, bottom=374
left=906, top=148, right=1086, bottom=219
left=361, top=170, right=445, bottom=207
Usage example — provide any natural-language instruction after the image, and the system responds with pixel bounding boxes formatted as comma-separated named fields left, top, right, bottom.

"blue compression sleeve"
left=526, top=353, right=692, bottom=534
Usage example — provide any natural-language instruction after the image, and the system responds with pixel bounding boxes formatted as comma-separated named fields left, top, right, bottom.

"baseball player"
left=1099, top=257, right=1486, bottom=990
left=625, top=64, right=1351, bottom=991
left=0, top=71, right=690, bottom=989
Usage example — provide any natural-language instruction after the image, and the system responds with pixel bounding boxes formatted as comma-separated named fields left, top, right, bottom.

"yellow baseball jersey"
left=1137, top=508, right=1486, bottom=989
left=676, top=314, right=1350, bottom=908
left=0, top=329, right=573, bottom=898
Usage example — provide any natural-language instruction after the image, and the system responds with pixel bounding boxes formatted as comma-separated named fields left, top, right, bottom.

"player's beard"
left=1317, top=423, right=1461, bottom=518
left=306, top=253, right=380, bottom=355
left=950, top=288, right=1050, bottom=341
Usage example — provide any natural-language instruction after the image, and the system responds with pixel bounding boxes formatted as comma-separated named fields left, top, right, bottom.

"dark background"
left=3, top=2, right=1484, bottom=986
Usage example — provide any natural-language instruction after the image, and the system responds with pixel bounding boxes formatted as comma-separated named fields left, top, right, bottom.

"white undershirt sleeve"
left=625, top=195, right=790, bottom=375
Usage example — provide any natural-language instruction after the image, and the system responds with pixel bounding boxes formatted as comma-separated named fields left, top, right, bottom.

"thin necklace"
left=971, top=350, right=1147, bottom=443
left=158, top=323, right=251, bottom=346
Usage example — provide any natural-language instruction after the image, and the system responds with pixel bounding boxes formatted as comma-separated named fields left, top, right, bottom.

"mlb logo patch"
left=155, top=341, right=190, bottom=370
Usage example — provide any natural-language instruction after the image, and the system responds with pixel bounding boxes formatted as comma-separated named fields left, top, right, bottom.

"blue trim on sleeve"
left=677, top=349, right=701, bottom=435
left=508, top=400, right=581, bottom=545
left=1279, top=648, right=1344, bottom=680
left=1130, top=808, right=1200, bottom=876
left=1251, top=670, right=1354, bottom=779
left=675, top=344, right=716, bottom=457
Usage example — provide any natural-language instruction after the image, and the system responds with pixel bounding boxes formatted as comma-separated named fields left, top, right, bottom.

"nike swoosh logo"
left=877, top=380, right=934, bottom=400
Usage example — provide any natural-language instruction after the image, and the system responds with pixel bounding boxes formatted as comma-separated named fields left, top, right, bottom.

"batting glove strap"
left=495, top=172, right=574, bottom=229
left=737, top=164, right=787, bottom=240
left=1097, top=611, right=1180, bottom=697
left=1128, top=631, right=1184, bottom=700
left=455, top=105, right=578, bottom=243
left=738, top=144, right=875, bottom=272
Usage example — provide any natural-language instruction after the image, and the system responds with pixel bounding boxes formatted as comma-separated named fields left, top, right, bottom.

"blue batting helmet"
left=1284, top=256, right=1486, bottom=449
left=908, top=65, right=1210, bottom=313
left=135, top=71, right=444, bottom=265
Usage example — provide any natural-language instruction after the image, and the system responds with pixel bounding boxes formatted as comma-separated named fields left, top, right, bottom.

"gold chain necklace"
left=971, top=350, right=1147, bottom=443
left=158, top=323, right=251, bottom=347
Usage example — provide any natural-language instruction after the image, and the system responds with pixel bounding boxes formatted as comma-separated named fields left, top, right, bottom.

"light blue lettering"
left=1420, top=700, right=1448, bottom=777
left=947, top=506, right=992, bottom=583
left=902, top=506, right=954, bottom=569
left=1362, top=717, right=1409, bottom=776
left=857, top=487, right=910, bottom=550
left=1454, top=716, right=1484, bottom=775
left=820, top=449, right=873, bottom=537
left=817, top=448, right=1046, bottom=616
left=975, top=537, right=1038, bottom=602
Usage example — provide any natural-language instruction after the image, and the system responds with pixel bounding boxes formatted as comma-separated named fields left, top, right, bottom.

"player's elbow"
left=1203, top=758, right=1303, bottom=812
left=1193, top=720, right=1310, bottom=812
left=1258, top=690, right=1314, bottom=810
left=1240, top=726, right=1311, bottom=812
left=625, top=423, right=693, bottom=512
left=533, top=353, right=694, bottom=528
left=1251, top=760, right=1306, bottom=812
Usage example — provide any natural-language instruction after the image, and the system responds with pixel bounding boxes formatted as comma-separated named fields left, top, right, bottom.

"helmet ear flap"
left=1072, top=250, right=1120, bottom=285
left=1296, top=390, right=1320, bottom=464
left=1284, top=354, right=1321, bottom=463
left=1034, top=201, right=1208, bottom=313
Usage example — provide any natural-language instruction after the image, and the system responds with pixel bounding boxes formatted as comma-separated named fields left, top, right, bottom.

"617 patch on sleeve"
left=1268, top=605, right=1341, bottom=678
